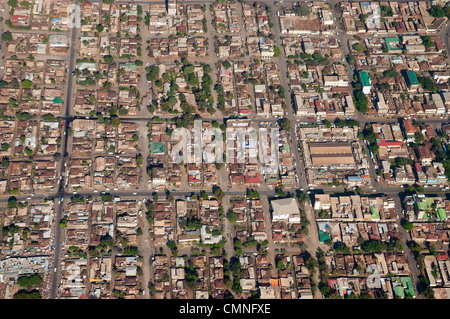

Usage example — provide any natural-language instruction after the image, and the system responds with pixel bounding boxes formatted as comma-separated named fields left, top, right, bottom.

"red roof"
left=415, top=163, right=422, bottom=172
left=396, top=21, right=406, bottom=32
left=377, top=139, right=387, bottom=147
left=426, top=126, right=435, bottom=138
left=245, top=172, right=260, bottom=184
left=404, top=120, right=414, bottom=134
left=437, top=253, right=449, bottom=260
left=327, top=278, right=337, bottom=289
left=188, top=175, right=201, bottom=183
left=239, top=108, right=251, bottom=114
left=386, top=141, right=403, bottom=147
left=314, top=100, right=321, bottom=108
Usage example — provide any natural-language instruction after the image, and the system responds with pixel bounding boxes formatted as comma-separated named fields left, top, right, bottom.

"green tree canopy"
left=1, top=31, right=13, bottom=42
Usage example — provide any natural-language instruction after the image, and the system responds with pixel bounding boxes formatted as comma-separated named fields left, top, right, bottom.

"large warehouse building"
left=308, top=142, right=355, bottom=166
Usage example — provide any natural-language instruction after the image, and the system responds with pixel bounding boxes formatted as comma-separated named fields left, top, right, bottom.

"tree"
left=273, top=46, right=281, bottom=57
left=418, top=77, right=437, bottom=92
left=247, top=189, right=260, bottom=199
left=395, top=157, right=412, bottom=166
left=185, top=263, right=199, bottom=291
left=17, top=274, right=43, bottom=287
left=414, top=132, right=424, bottom=144
left=167, top=240, right=178, bottom=254
left=429, top=5, right=445, bottom=18
left=7, top=196, right=18, bottom=209
left=146, top=65, right=160, bottom=82
left=13, top=290, right=41, bottom=299
left=383, top=69, right=399, bottom=78
left=7, top=0, right=17, bottom=8
left=380, top=5, right=394, bottom=17
left=1, top=31, right=12, bottom=42
left=1, top=143, right=10, bottom=151
left=352, top=43, right=365, bottom=52
left=103, top=55, right=114, bottom=65
left=227, top=211, right=237, bottom=223
left=21, top=80, right=33, bottom=89
left=213, top=186, right=225, bottom=201
left=100, top=194, right=113, bottom=202
left=354, top=90, right=368, bottom=113
left=96, top=24, right=104, bottom=33
left=346, top=54, right=355, bottom=65
left=334, top=242, right=351, bottom=254
left=280, top=118, right=291, bottom=131
left=295, top=5, right=310, bottom=16
left=276, top=260, right=286, bottom=270
left=422, top=35, right=434, bottom=49
left=110, top=116, right=121, bottom=127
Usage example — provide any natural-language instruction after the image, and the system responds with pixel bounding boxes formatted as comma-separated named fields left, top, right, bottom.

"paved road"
left=49, top=0, right=80, bottom=299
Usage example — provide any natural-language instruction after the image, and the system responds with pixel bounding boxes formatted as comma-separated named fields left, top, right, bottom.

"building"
left=308, top=142, right=355, bottom=167
left=271, top=197, right=300, bottom=223
left=406, top=71, right=419, bottom=91
left=359, top=71, right=371, bottom=94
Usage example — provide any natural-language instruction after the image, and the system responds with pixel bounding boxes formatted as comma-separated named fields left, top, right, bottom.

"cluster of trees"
left=361, top=123, right=379, bottom=156
left=17, top=274, right=43, bottom=287
left=421, top=35, right=435, bottom=50
left=428, top=4, right=450, bottom=18
left=417, top=76, right=437, bottom=92
left=280, top=118, right=291, bottom=131
left=2, top=223, right=20, bottom=238
left=352, top=42, right=365, bottom=52
left=354, top=89, right=368, bottom=113
left=225, top=258, right=243, bottom=293
left=294, top=5, right=310, bottom=16
left=13, top=289, right=42, bottom=299
left=383, top=69, right=399, bottom=78
left=213, top=186, right=225, bottom=201
left=185, top=262, right=200, bottom=291
left=1, top=31, right=12, bottom=42
left=392, top=156, right=414, bottom=167
left=100, top=194, right=113, bottom=202
left=246, top=189, right=260, bottom=199
left=360, top=238, right=404, bottom=253
left=380, top=5, right=394, bottom=17
left=334, top=118, right=360, bottom=128
left=89, top=234, right=115, bottom=257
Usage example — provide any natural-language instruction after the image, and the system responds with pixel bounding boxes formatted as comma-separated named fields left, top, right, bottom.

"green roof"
left=407, top=71, right=419, bottom=86
left=319, top=230, right=330, bottom=243
left=359, top=71, right=371, bottom=87
left=392, top=276, right=415, bottom=298
left=401, top=277, right=415, bottom=297
left=120, top=62, right=138, bottom=72
left=370, top=206, right=380, bottom=220
left=393, top=285, right=405, bottom=298
left=53, top=97, right=63, bottom=104
left=150, top=142, right=165, bottom=154
left=437, top=208, right=447, bottom=221
left=384, top=37, right=401, bottom=51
